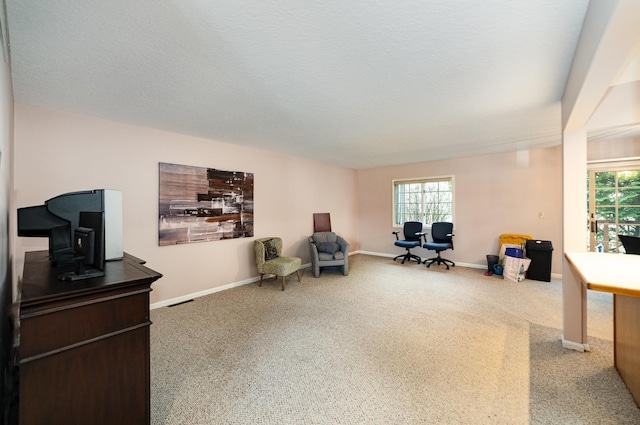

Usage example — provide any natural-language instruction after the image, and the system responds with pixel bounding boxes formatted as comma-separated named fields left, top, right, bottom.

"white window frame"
left=587, top=161, right=640, bottom=253
left=392, top=175, right=455, bottom=228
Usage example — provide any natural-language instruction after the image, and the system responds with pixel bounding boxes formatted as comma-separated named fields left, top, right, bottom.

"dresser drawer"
left=20, top=289, right=150, bottom=361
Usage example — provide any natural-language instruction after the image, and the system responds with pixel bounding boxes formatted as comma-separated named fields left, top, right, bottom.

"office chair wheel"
left=393, top=253, right=421, bottom=264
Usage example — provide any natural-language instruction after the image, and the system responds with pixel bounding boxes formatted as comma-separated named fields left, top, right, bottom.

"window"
left=588, top=167, right=640, bottom=253
left=393, top=176, right=454, bottom=226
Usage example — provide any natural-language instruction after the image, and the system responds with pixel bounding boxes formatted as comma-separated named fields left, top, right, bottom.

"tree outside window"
left=588, top=168, right=640, bottom=253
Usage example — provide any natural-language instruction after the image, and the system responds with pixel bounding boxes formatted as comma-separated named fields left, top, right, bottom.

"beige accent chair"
left=308, top=232, right=350, bottom=278
left=254, top=237, right=302, bottom=291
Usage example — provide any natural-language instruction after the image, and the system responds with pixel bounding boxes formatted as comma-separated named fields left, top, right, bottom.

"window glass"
left=588, top=167, right=640, bottom=253
left=393, top=176, right=454, bottom=226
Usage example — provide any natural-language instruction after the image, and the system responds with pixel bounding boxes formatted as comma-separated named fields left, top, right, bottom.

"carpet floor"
left=150, top=254, right=640, bottom=424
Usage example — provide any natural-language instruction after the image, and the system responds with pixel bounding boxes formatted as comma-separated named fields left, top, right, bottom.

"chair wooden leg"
left=296, top=270, right=301, bottom=281
left=259, top=274, right=264, bottom=287
left=281, top=276, right=286, bottom=291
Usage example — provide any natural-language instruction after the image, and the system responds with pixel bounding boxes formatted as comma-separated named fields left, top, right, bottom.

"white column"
left=562, top=129, right=589, bottom=351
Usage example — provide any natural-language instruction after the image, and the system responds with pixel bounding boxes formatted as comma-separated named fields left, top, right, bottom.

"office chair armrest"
left=392, top=230, right=400, bottom=240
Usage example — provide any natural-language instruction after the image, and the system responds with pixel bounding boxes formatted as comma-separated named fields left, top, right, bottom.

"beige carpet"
left=150, top=254, right=640, bottom=424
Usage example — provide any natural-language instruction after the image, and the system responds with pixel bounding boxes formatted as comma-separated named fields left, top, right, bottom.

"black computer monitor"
left=57, top=211, right=106, bottom=281
left=17, top=189, right=123, bottom=281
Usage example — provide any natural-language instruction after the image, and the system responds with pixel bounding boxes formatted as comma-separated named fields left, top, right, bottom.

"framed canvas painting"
left=159, top=162, right=254, bottom=246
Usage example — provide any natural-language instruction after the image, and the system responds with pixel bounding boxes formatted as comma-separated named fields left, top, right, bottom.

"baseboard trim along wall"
left=357, top=251, right=562, bottom=279
left=562, top=334, right=591, bottom=352
left=358, top=250, right=483, bottom=269
left=150, top=262, right=310, bottom=310
left=151, top=251, right=561, bottom=309
left=150, top=277, right=256, bottom=310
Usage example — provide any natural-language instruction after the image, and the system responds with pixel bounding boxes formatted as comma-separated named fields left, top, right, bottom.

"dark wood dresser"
left=17, top=251, right=162, bottom=425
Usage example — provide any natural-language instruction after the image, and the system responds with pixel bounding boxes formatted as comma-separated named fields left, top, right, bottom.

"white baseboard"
left=561, top=334, right=591, bottom=352
left=355, top=250, right=394, bottom=258
left=151, top=252, right=561, bottom=309
left=355, top=250, right=562, bottom=279
left=150, top=278, right=256, bottom=310
left=150, top=264, right=311, bottom=310
left=358, top=250, right=480, bottom=269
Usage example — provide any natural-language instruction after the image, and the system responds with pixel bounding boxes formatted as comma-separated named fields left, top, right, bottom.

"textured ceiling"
left=6, top=0, right=591, bottom=168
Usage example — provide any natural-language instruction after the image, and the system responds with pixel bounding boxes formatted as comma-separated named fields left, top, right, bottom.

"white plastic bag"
left=503, top=255, right=531, bottom=282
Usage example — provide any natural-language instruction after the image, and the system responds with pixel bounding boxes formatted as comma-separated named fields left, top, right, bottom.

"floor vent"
left=168, top=299, right=194, bottom=307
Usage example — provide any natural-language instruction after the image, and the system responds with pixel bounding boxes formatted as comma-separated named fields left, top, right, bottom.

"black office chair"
left=392, top=221, right=424, bottom=264
left=619, top=234, right=640, bottom=255
left=423, top=222, right=455, bottom=269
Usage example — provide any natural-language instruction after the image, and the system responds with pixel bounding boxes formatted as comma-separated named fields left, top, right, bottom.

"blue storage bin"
left=505, top=247, right=524, bottom=258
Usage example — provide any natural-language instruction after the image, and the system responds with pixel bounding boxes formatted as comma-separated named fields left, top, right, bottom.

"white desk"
left=565, top=252, right=640, bottom=406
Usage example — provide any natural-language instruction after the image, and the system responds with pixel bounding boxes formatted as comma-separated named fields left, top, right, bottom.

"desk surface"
left=21, top=250, right=162, bottom=306
left=565, top=252, right=640, bottom=297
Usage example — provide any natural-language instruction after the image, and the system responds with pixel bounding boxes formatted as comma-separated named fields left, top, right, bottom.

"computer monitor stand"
left=58, top=256, right=105, bottom=281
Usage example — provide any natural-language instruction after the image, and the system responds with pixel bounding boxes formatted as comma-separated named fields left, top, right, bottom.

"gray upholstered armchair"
left=308, top=232, right=350, bottom=278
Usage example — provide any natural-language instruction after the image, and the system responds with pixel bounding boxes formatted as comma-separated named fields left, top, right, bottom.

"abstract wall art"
left=158, top=162, right=254, bottom=246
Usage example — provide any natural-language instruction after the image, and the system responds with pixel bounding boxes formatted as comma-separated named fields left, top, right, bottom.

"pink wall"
left=357, top=148, right=563, bottom=273
left=13, top=103, right=566, bottom=307
left=13, top=104, right=359, bottom=304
